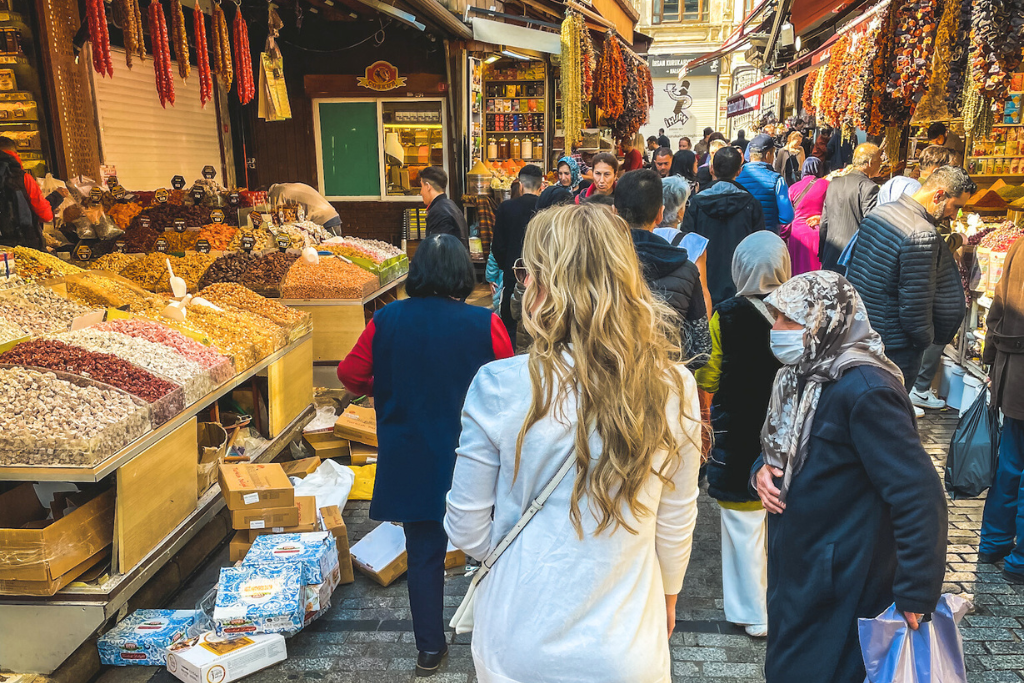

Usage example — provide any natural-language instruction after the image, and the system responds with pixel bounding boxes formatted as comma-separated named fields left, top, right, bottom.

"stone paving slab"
left=95, top=409, right=1024, bottom=682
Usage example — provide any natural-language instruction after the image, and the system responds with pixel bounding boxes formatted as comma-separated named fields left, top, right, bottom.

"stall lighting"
left=794, top=35, right=801, bottom=51
left=500, top=47, right=532, bottom=61
left=779, top=22, right=795, bottom=47
left=484, top=54, right=500, bottom=64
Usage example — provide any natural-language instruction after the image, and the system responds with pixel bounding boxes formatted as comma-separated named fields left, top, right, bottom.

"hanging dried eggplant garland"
left=865, top=2, right=897, bottom=135
left=970, top=0, right=1024, bottom=100
left=802, top=70, right=818, bottom=115
left=612, top=57, right=642, bottom=143
left=881, top=0, right=938, bottom=127
left=560, top=12, right=584, bottom=150
left=149, top=0, right=175, bottom=107
left=914, top=0, right=957, bottom=123
left=233, top=6, right=255, bottom=104
left=211, top=2, right=234, bottom=90
left=87, top=0, right=113, bottom=77
left=112, top=0, right=144, bottom=69
left=594, top=33, right=626, bottom=120
left=945, top=0, right=972, bottom=115
left=194, top=2, right=214, bottom=107
left=170, top=0, right=190, bottom=81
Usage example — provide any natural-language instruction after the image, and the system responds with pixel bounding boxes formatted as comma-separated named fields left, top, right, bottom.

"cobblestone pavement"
left=102, top=409, right=1024, bottom=683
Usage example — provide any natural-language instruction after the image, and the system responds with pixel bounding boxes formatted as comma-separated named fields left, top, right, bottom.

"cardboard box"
left=445, top=544, right=467, bottom=570
left=98, top=609, right=205, bottom=666
left=213, top=564, right=305, bottom=636
left=218, top=463, right=294, bottom=510
left=0, top=483, right=114, bottom=591
left=230, top=505, right=299, bottom=531
left=280, top=456, right=320, bottom=479
left=303, top=430, right=350, bottom=459
left=165, top=632, right=287, bottom=683
left=0, top=549, right=109, bottom=596
left=197, top=422, right=228, bottom=497
left=302, top=553, right=341, bottom=613
left=333, top=405, right=377, bottom=447
left=229, top=531, right=252, bottom=563
left=349, top=442, right=378, bottom=466
left=351, top=522, right=408, bottom=587
left=248, top=496, right=318, bottom=540
left=243, top=532, right=338, bottom=585
left=320, top=506, right=354, bottom=584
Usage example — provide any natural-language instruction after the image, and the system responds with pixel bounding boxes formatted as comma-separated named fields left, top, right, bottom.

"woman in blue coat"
left=752, top=271, right=947, bottom=683
left=338, top=235, right=513, bottom=676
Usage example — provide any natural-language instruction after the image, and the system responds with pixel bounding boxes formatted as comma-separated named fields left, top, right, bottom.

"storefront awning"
left=471, top=17, right=562, bottom=54
left=685, top=0, right=773, bottom=72
left=727, top=75, right=775, bottom=118
left=791, top=0, right=868, bottom=36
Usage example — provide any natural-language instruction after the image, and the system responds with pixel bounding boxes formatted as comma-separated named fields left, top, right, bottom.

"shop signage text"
left=648, top=54, right=720, bottom=79
left=357, top=61, right=408, bottom=92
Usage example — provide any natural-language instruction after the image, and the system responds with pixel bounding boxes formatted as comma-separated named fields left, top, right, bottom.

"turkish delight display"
left=242, top=531, right=339, bottom=585
left=98, top=609, right=205, bottom=666
left=213, top=563, right=305, bottom=636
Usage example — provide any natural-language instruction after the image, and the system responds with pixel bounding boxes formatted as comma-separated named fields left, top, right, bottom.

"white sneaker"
left=745, top=624, right=768, bottom=638
left=914, top=406, right=925, bottom=419
left=909, top=388, right=946, bottom=410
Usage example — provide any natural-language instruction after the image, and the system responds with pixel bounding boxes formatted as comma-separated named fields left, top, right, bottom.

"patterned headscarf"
left=557, top=156, right=581, bottom=191
left=760, top=271, right=903, bottom=501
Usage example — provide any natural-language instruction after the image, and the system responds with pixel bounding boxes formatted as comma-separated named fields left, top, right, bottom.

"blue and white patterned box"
left=242, top=531, right=338, bottom=585
left=97, top=610, right=204, bottom=666
left=213, top=563, right=305, bottom=636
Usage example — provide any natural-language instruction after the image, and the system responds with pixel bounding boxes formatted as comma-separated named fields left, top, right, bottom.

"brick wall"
left=333, top=201, right=411, bottom=246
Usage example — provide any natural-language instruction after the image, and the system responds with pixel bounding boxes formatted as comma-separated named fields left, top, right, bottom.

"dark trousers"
left=885, top=346, right=924, bottom=392
left=981, top=417, right=1024, bottom=573
left=403, top=520, right=448, bottom=653
left=913, top=343, right=945, bottom=393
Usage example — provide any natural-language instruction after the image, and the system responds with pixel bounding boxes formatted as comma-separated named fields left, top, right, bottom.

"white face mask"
left=770, top=329, right=805, bottom=365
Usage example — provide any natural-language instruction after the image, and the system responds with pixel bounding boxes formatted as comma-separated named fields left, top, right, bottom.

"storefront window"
left=653, top=0, right=707, bottom=23
left=381, top=101, right=444, bottom=198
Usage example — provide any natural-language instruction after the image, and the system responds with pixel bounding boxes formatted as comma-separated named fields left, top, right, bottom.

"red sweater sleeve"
left=24, top=172, right=52, bottom=222
left=338, top=319, right=375, bottom=396
left=491, top=313, right=514, bottom=359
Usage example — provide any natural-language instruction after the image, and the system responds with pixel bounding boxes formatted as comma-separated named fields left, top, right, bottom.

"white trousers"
left=719, top=505, right=768, bottom=626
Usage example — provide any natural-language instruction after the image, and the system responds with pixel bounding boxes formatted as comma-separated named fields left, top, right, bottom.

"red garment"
left=623, top=148, right=643, bottom=172
left=337, top=313, right=513, bottom=396
left=4, top=151, right=52, bottom=222
left=574, top=182, right=616, bottom=205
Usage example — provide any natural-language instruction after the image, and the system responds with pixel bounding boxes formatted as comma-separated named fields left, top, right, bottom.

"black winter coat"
left=846, top=194, right=965, bottom=352
left=426, top=195, right=469, bottom=247
left=491, top=194, right=539, bottom=331
left=756, top=366, right=947, bottom=683
left=706, top=297, right=780, bottom=503
left=819, top=169, right=878, bottom=271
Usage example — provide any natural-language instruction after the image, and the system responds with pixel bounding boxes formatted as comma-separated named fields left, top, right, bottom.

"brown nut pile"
left=12, top=247, right=84, bottom=282
left=197, top=253, right=255, bottom=290
left=198, top=282, right=307, bottom=327
left=90, top=252, right=140, bottom=273
left=66, top=272, right=158, bottom=312
left=280, top=257, right=378, bottom=299
left=240, top=252, right=297, bottom=296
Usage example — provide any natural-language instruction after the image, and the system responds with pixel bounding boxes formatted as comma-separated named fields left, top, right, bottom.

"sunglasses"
left=513, top=258, right=529, bottom=285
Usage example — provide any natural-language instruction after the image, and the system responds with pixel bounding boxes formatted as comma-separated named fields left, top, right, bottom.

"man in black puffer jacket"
left=846, top=166, right=974, bottom=389
left=615, top=169, right=711, bottom=368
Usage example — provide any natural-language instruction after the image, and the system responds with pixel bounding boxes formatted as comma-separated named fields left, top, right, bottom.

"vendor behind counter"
left=268, top=183, right=342, bottom=235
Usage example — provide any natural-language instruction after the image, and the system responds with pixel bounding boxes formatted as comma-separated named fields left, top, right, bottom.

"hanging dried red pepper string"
left=233, top=4, right=255, bottom=104
left=194, top=1, right=214, bottom=107
left=149, top=0, right=175, bottom=107
left=87, top=0, right=113, bottom=77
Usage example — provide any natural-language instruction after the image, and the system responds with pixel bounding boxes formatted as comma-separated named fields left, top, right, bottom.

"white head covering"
left=732, top=232, right=791, bottom=297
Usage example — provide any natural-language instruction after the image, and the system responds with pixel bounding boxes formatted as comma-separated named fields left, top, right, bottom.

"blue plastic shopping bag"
left=858, top=594, right=971, bottom=683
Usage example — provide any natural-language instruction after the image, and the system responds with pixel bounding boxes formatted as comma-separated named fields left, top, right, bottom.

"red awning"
left=791, top=0, right=860, bottom=35
left=686, top=0, right=773, bottom=72
left=727, top=75, right=775, bottom=118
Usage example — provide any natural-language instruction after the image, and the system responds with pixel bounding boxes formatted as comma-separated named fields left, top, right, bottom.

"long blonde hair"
left=518, top=203, right=697, bottom=536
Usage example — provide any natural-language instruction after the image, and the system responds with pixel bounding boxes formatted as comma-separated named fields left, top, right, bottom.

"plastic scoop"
left=301, top=246, right=320, bottom=265
left=161, top=294, right=191, bottom=322
left=166, top=259, right=187, bottom=299
left=190, top=297, right=224, bottom=312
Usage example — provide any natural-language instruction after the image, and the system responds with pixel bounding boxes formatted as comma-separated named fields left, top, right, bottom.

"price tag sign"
left=155, top=189, right=169, bottom=204
left=73, top=243, right=93, bottom=262
left=114, top=240, right=126, bottom=253
left=241, top=235, right=256, bottom=253
left=228, top=191, right=240, bottom=207
left=139, top=216, right=152, bottom=230
left=107, top=175, right=119, bottom=188
left=155, top=237, right=169, bottom=253
left=173, top=218, right=186, bottom=233
left=112, top=185, right=126, bottom=200
left=196, top=239, right=211, bottom=254
left=191, top=186, right=205, bottom=204
left=89, top=187, right=102, bottom=203
left=250, top=211, right=264, bottom=228
left=210, top=209, right=225, bottom=224
left=171, top=175, right=186, bottom=190
left=276, top=233, right=290, bottom=252
left=202, top=165, right=217, bottom=179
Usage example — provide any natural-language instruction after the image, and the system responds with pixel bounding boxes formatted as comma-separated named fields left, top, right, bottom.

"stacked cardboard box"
left=333, top=404, right=378, bottom=465
left=219, top=463, right=298, bottom=531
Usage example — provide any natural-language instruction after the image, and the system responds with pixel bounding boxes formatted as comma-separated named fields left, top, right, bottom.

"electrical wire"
left=278, top=17, right=391, bottom=52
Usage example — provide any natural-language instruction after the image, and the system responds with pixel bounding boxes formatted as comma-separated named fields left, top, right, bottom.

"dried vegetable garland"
left=112, top=0, right=145, bottom=69
left=580, top=19, right=596, bottom=102
left=970, top=0, right=1024, bottom=99
left=914, top=0, right=958, bottom=123
left=816, top=34, right=850, bottom=127
left=612, top=58, right=643, bottom=143
left=233, top=7, right=255, bottom=104
left=149, top=0, right=175, bottom=107
left=963, top=76, right=995, bottom=141
left=802, top=70, right=817, bottom=115
left=945, top=0, right=972, bottom=115
left=212, top=3, right=234, bottom=90
left=560, top=12, right=584, bottom=151
left=170, top=0, right=190, bottom=82
left=594, top=33, right=626, bottom=120
left=881, top=0, right=938, bottom=127
left=194, top=2, right=214, bottom=107
left=87, top=0, right=113, bottom=77
left=864, top=2, right=897, bottom=135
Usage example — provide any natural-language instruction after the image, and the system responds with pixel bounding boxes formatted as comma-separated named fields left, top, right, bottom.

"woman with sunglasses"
left=445, top=204, right=702, bottom=682
left=337, top=234, right=513, bottom=677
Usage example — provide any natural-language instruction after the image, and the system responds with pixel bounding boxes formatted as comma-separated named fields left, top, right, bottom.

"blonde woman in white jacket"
left=445, top=203, right=703, bottom=683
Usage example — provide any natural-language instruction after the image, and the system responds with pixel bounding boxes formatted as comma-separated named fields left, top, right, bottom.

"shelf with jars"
left=483, top=59, right=548, bottom=169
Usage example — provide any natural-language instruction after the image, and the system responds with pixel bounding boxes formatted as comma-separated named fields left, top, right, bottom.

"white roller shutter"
left=642, top=75, right=719, bottom=144
left=92, top=48, right=222, bottom=189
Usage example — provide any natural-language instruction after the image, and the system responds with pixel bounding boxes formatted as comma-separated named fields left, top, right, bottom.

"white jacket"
left=444, top=356, right=701, bottom=683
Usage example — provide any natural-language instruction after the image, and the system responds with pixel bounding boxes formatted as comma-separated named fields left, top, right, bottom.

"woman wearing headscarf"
left=753, top=271, right=947, bottom=683
left=784, top=157, right=828, bottom=275
left=669, top=149, right=699, bottom=197
left=694, top=232, right=790, bottom=638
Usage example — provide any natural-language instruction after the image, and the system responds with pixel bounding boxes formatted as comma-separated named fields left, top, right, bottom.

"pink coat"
left=785, top=176, right=829, bottom=275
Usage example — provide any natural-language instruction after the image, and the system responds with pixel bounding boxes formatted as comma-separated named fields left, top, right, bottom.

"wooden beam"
left=507, top=0, right=564, bottom=21
left=403, top=0, right=474, bottom=38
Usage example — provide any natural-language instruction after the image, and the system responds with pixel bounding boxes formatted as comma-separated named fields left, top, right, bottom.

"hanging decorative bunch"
left=594, top=33, right=626, bottom=119
left=963, top=76, right=995, bottom=141
left=611, top=58, right=640, bottom=142
left=194, top=1, right=214, bottom=107
left=212, top=2, right=234, bottom=90
left=816, top=33, right=850, bottom=127
left=945, top=0, right=972, bottom=115
left=233, top=6, right=255, bottom=104
left=811, top=56, right=828, bottom=113
left=881, top=0, right=938, bottom=126
left=580, top=18, right=596, bottom=102
left=864, top=2, right=897, bottom=135
left=560, top=12, right=584, bottom=150
left=87, top=0, right=113, bottom=77
left=171, top=0, right=190, bottom=81
left=639, top=61, right=654, bottom=112
left=112, top=0, right=144, bottom=69
left=802, top=70, right=818, bottom=115
left=970, top=0, right=1024, bottom=100
left=149, top=0, right=174, bottom=107
left=914, top=0, right=958, bottom=122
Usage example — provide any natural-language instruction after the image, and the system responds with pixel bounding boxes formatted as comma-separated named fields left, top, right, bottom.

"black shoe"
left=1003, top=568, right=1024, bottom=585
left=416, top=647, right=449, bottom=677
left=979, top=548, right=1011, bottom=564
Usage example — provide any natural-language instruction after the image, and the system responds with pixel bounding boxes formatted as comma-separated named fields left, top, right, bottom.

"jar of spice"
left=511, top=136, right=521, bottom=160
left=487, top=137, right=498, bottom=160
left=521, top=136, right=532, bottom=160
left=498, top=136, right=509, bottom=160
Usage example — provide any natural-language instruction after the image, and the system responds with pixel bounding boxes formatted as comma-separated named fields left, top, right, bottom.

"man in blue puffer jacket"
left=735, top=134, right=794, bottom=234
left=846, top=166, right=974, bottom=390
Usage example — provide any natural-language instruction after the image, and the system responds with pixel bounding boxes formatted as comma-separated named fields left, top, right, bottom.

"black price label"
left=202, top=165, right=217, bottom=179
left=114, top=240, right=126, bottom=253
left=228, top=191, right=240, bottom=206
left=173, top=218, right=186, bottom=233
left=250, top=211, right=263, bottom=227
left=155, top=238, right=169, bottom=253
left=107, top=175, right=118, bottom=188
left=191, top=187, right=205, bottom=204
left=112, top=185, right=126, bottom=200
left=240, top=235, right=256, bottom=253
left=73, top=243, right=93, bottom=262
left=210, top=209, right=225, bottom=224
left=276, top=233, right=290, bottom=251
left=139, top=216, right=151, bottom=229
left=155, top=189, right=169, bottom=204
left=196, top=239, right=211, bottom=254
left=89, top=187, right=102, bottom=202
left=171, top=175, right=186, bottom=190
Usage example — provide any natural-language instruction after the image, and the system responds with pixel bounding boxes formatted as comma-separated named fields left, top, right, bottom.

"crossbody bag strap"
left=480, top=445, right=577, bottom=572
left=792, top=178, right=816, bottom=209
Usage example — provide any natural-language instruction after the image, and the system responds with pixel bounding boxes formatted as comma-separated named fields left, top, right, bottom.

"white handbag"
left=449, top=446, right=577, bottom=635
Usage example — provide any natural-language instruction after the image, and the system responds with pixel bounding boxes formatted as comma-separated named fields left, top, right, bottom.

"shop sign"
left=250, top=211, right=264, bottom=228
left=191, top=186, right=206, bottom=204
left=171, top=175, right=186, bottom=190
left=140, top=216, right=151, bottom=229
left=73, top=243, right=93, bottom=262
left=173, top=218, right=186, bottom=233
left=112, top=185, right=126, bottom=200
left=155, top=189, right=169, bottom=204
left=106, top=175, right=118, bottom=188
left=196, top=239, right=211, bottom=254
left=240, top=235, right=256, bottom=253
left=276, top=233, right=290, bottom=252
left=648, top=54, right=720, bottom=79
left=202, top=165, right=217, bottom=179
left=727, top=91, right=760, bottom=118
left=211, top=209, right=225, bottom=224
left=89, top=187, right=102, bottom=203
left=114, top=240, right=126, bottom=253
left=155, top=237, right=169, bottom=253
left=357, top=61, right=407, bottom=92
left=228, top=191, right=240, bottom=207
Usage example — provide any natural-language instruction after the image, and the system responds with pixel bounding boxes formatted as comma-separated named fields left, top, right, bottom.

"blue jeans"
left=980, top=416, right=1024, bottom=572
left=402, top=520, right=448, bottom=653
